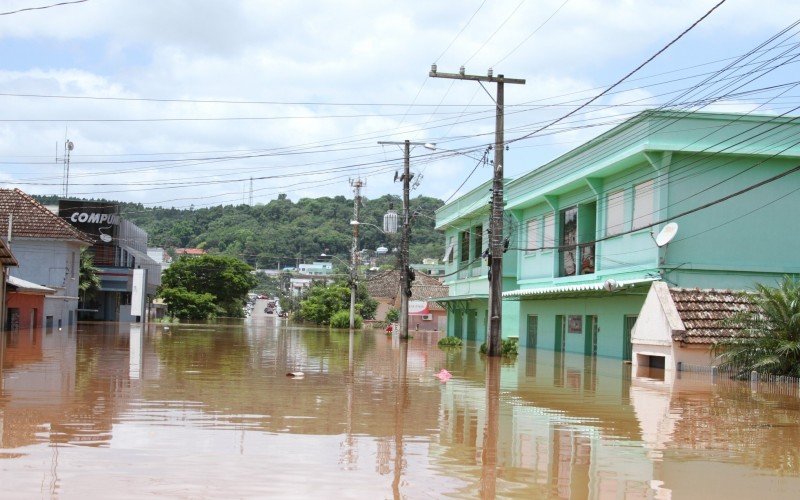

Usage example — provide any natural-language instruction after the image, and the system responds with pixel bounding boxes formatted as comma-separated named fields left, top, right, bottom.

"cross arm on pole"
left=429, top=70, right=526, bottom=85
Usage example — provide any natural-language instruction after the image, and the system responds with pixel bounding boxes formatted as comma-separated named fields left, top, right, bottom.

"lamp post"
left=377, top=140, right=435, bottom=339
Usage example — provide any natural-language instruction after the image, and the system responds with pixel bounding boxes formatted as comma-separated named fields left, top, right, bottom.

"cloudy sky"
left=0, top=0, right=798, bottom=209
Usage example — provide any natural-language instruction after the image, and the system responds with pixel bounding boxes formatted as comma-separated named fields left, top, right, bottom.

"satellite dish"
left=603, top=279, right=618, bottom=292
left=655, top=222, right=679, bottom=247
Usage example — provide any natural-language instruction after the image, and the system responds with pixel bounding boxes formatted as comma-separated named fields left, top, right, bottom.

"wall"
left=7, top=238, right=83, bottom=326
left=517, top=294, right=646, bottom=359
left=5, top=293, right=45, bottom=330
left=664, top=154, right=800, bottom=289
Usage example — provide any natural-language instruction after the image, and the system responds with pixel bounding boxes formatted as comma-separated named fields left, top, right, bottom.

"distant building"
left=147, top=247, right=171, bottom=272
left=0, top=189, right=94, bottom=329
left=174, top=248, right=206, bottom=256
left=413, top=259, right=445, bottom=277
left=298, top=261, right=333, bottom=275
left=365, top=270, right=448, bottom=331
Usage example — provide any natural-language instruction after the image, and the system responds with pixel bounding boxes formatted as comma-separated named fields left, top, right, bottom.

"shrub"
left=480, top=337, right=518, bottom=357
left=438, top=336, right=463, bottom=347
left=330, top=310, right=363, bottom=329
left=386, top=308, right=400, bottom=323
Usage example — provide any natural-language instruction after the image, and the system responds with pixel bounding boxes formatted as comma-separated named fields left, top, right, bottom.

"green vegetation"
left=713, top=276, right=800, bottom=377
left=330, top=310, right=363, bottom=329
left=438, top=336, right=463, bottom=347
left=158, top=254, right=257, bottom=319
left=385, top=308, right=399, bottom=323
left=296, top=280, right=376, bottom=325
left=479, top=337, right=518, bottom=357
left=36, top=194, right=445, bottom=268
left=78, top=247, right=101, bottom=304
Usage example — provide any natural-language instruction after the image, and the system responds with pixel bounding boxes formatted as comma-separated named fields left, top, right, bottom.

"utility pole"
left=349, top=178, right=364, bottom=329
left=430, top=65, right=525, bottom=356
left=377, top=140, right=432, bottom=339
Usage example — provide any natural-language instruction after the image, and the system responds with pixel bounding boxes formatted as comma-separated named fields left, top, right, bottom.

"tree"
left=79, top=247, right=101, bottom=303
left=713, top=276, right=800, bottom=377
left=159, top=287, right=218, bottom=320
left=159, top=254, right=257, bottom=317
left=296, top=280, right=377, bottom=325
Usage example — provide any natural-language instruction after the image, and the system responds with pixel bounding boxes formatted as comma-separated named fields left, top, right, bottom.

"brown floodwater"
left=1, top=320, right=800, bottom=499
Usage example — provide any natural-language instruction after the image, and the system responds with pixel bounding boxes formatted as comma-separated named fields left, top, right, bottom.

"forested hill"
left=34, top=194, right=445, bottom=268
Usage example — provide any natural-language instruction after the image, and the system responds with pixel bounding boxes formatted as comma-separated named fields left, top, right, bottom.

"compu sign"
left=69, top=212, right=120, bottom=225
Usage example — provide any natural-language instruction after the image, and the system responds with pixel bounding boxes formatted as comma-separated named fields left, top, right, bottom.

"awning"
left=503, top=278, right=658, bottom=299
left=432, top=294, right=488, bottom=312
left=7, top=275, right=55, bottom=294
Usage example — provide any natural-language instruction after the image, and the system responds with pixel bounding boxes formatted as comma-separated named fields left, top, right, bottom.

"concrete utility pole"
left=429, top=65, right=525, bottom=357
left=349, top=178, right=364, bottom=330
left=377, top=140, right=432, bottom=339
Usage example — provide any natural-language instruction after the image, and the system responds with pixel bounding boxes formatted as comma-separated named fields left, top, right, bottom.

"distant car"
left=265, top=308, right=274, bottom=315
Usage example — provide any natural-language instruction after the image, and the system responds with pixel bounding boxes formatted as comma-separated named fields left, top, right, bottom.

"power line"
left=0, top=0, right=86, bottom=16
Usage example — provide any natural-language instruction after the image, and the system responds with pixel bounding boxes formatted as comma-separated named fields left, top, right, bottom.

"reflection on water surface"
left=1, top=321, right=799, bottom=498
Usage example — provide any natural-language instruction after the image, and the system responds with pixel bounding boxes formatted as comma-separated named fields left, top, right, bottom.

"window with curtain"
left=632, top=179, right=655, bottom=230
left=474, top=224, right=483, bottom=259
left=606, top=190, right=625, bottom=236
left=543, top=213, right=555, bottom=248
left=526, top=218, right=540, bottom=254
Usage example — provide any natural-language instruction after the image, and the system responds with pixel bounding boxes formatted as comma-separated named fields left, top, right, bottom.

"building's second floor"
left=437, top=111, right=800, bottom=293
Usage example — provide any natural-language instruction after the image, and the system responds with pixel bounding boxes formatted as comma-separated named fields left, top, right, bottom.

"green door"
left=526, top=315, right=538, bottom=349
left=466, top=309, right=477, bottom=341
left=554, top=315, right=565, bottom=352
left=584, top=315, right=598, bottom=356
left=623, top=315, right=637, bottom=361
left=453, top=312, right=463, bottom=339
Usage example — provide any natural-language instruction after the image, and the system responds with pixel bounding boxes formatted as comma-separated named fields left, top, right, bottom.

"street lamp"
left=377, top=139, right=435, bottom=339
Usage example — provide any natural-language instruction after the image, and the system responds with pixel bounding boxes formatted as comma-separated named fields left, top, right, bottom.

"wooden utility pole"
left=377, top=140, right=431, bottom=339
left=349, top=178, right=364, bottom=330
left=429, top=65, right=525, bottom=356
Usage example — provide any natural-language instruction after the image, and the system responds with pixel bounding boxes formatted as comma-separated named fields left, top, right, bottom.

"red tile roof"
left=0, top=189, right=93, bottom=243
left=175, top=248, right=206, bottom=255
left=365, top=269, right=448, bottom=310
left=669, top=288, right=757, bottom=344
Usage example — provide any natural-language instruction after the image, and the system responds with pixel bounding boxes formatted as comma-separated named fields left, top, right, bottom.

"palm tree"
left=713, top=276, right=800, bottom=377
left=79, top=247, right=101, bottom=304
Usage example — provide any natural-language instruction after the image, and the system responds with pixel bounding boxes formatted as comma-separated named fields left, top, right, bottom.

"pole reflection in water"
left=480, top=356, right=501, bottom=499
left=392, top=339, right=408, bottom=499
left=340, top=329, right=357, bottom=469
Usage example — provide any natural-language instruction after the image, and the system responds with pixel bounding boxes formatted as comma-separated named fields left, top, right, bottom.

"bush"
left=330, top=310, right=363, bottom=329
left=479, top=337, right=518, bottom=357
left=438, top=336, right=463, bottom=347
left=386, top=308, right=400, bottom=323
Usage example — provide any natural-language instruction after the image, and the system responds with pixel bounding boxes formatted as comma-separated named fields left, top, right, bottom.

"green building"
left=435, top=110, right=800, bottom=359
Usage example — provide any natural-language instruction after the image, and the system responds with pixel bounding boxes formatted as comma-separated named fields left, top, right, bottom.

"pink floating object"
left=435, top=369, right=452, bottom=382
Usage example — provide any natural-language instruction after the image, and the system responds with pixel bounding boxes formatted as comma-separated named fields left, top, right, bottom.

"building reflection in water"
left=1, top=323, right=800, bottom=497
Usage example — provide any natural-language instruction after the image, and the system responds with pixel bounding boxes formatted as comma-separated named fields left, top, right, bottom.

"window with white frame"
left=632, top=179, right=655, bottom=230
left=526, top=218, right=540, bottom=254
left=606, top=190, right=625, bottom=236
left=543, top=213, right=555, bottom=249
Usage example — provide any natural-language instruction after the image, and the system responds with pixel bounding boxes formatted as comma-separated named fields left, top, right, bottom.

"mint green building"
left=435, top=110, right=800, bottom=359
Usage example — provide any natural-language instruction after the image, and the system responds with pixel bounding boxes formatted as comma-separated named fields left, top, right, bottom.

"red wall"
left=6, top=292, right=46, bottom=330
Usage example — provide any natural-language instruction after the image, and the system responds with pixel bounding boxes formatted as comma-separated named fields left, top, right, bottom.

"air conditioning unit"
left=421, top=314, right=433, bottom=321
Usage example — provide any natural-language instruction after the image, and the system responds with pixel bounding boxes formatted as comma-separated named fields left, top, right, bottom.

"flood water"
left=2, top=320, right=800, bottom=499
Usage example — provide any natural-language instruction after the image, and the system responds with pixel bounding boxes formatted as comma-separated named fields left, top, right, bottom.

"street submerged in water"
left=1, top=320, right=799, bottom=499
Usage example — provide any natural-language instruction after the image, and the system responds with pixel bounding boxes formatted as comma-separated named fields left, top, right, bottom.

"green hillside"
left=35, top=194, right=445, bottom=268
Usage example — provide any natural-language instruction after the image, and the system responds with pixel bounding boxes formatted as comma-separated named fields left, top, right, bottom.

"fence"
left=677, top=362, right=800, bottom=397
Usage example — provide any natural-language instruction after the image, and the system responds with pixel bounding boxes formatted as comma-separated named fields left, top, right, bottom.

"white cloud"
left=0, top=0, right=798, bottom=206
